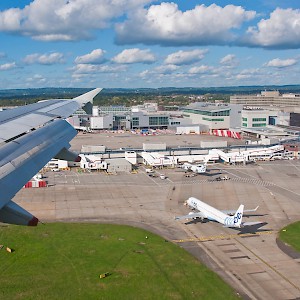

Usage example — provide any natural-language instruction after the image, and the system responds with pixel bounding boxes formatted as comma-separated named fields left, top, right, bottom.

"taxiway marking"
left=172, top=230, right=275, bottom=243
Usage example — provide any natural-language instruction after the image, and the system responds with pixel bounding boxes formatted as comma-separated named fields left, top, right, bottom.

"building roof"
left=184, top=103, right=230, bottom=113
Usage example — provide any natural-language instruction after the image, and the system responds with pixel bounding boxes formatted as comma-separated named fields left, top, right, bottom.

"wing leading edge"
left=0, top=88, right=102, bottom=226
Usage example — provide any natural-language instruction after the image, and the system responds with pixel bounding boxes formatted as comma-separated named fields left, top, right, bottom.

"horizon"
left=1, top=84, right=300, bottom=91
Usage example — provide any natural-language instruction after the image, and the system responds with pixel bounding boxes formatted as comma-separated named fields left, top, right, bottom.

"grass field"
left=279, top=221, right=300, bottom=252
left=0, top=223, right=239, bottom=299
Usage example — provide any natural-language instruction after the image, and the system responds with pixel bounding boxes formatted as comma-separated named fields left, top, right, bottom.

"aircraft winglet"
left=73, top=88, right=102, bottom=106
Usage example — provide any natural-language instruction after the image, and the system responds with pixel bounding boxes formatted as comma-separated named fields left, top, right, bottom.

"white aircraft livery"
left=175, top=197, right=260, bottom=228
left=0, top=88, right=102, bottom=226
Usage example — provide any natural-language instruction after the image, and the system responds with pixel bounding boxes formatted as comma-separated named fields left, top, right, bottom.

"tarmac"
left=14, top=132, right=300, bottom=300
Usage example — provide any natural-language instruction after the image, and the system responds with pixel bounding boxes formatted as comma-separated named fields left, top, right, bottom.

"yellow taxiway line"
left=173, top=230, right=275, bottom=243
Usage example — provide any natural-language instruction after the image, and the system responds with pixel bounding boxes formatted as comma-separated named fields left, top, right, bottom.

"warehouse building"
left=106, top=158, right=132, bottom=173
left=90, top=115, right=114, bottom=130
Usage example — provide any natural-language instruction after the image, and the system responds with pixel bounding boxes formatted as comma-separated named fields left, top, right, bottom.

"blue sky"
left=0, top=0, right=299, bottom=89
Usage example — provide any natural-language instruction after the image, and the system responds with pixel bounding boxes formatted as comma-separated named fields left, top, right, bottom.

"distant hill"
left=0, top=85, right=300, bottom=102
left=0, top=88, right=91, bottom=100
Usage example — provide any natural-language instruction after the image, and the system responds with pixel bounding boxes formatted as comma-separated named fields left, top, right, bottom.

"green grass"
left=0, top=223, right=238, bottom=300
left=279, top=221, right=300, bottom=253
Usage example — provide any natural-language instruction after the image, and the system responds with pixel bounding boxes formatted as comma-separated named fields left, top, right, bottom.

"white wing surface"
left=0, top=88, right=102, bottom=226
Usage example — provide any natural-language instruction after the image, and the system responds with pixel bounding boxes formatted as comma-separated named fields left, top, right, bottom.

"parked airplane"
left=182, top=162, right=207, bottom=173
left=0, top=88, right=102, bottom=226
left=181, top=154, right=214, bottom=174
left=175, top=197, right=261, bottom=228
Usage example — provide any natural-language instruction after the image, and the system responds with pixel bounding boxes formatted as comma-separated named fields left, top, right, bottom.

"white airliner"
left=175, top=197, right=260, bottom=228
left=182, top=162, right=207, bottom=173
left=181, top=154, right=214, bottom=174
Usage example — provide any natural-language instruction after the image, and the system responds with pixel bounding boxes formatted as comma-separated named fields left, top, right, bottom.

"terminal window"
left=252, top=118, right=266, bottom=122
left=252, top=123, right=266, bottom=127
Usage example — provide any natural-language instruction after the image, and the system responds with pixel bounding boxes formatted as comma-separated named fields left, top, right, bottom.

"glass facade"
left=252, top=118, right=267, bottom=122
left=132, top=117, right=139, bottom=127
left=183, top=108, right=230, bottom=116
left=113, top=115, right=127, bottom=129
left=149, top=116, right=169, bottom=126
left=99, top=106, right=130, bottom=115
left=253, top=123, right=267, bottom=127
left=202, top=117, right=224, bottom=122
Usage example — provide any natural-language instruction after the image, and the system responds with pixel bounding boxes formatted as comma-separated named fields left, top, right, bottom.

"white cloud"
left=112, top=48, right=156, bottom=64
left=154, top=64, right=179, bottom=74
left=220, top=54, right=239, bottom=67
left=26, top=74, right=46, bottom=83
left=0, top=62, right=17, bottom=71
left=139, top=70, right=151, bottom=78
left=245, top=8, right=300, bottom=48
left=265, top=58, right=297, bottom=68
left=236, top=73, right=252, bottom=80
left=72, top=63, right=127, bottom=74
left=239, top=68, right=261, bottom=75
left=23, top=52, right=64, bottom=65
left=164, top=49, right=207, bottom=65
left=139, top=64, right=180, bottom=78
left=0, top=0, right=152, bottom=41
left=75, top=49, right=106, bottom=64
left=189, top=65, right=213, bottom=74
left=116, top=3, right=255, bottom=46
left=236, top=68, right=261, bottom=79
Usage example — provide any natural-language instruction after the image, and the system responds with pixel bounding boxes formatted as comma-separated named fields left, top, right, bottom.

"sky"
left=0, top=0, right=299, bottom=89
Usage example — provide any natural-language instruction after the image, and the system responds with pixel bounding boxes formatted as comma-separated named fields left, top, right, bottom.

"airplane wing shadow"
left=184, top=219, right=209, bottom=225
left=243, top=214, right=268, bottom=218
left=237, top=222, right=270, bottom=234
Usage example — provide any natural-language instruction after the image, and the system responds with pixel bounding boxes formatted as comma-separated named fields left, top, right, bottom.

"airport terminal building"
left=230, top=90, right=300, bottom=107
left=67, top=91, right=300, bottom=141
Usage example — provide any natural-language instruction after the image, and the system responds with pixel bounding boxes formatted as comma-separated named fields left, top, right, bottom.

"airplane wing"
left=175, top=211, right=206, bottom=220
left=222, top=206, right=259, bottom=216
left=0, top=88, right=102, bottom=226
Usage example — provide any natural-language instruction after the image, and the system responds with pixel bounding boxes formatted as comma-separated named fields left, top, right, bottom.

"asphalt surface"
left=13, top=133, right=300, bottom=300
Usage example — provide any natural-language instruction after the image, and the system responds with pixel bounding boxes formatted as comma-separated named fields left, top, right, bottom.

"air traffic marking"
left=172, top=230, right=275, bottom=243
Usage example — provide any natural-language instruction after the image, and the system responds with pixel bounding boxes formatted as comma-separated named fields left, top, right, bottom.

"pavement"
left=13, top=133, right=300, bottom=300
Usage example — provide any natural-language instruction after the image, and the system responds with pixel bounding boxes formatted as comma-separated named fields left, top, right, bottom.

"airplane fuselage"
left=187, top=197, right=243, bottom=228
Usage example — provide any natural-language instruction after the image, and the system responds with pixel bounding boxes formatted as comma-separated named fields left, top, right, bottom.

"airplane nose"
left=183, top=201, right=188, bottom=206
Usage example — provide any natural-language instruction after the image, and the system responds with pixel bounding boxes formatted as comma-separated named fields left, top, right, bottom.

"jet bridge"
left=141, top=152, right=177, bottom=167
left=209, top=145, right=284, bottom=163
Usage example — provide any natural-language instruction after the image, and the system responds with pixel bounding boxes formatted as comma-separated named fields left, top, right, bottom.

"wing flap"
left=0, top=113, right=51, bottom=142
left=0, top=88, right=101, bottom=143
left=38, top=101, right=79, bottom=117
left=0, top=201, right=38, bottom=226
